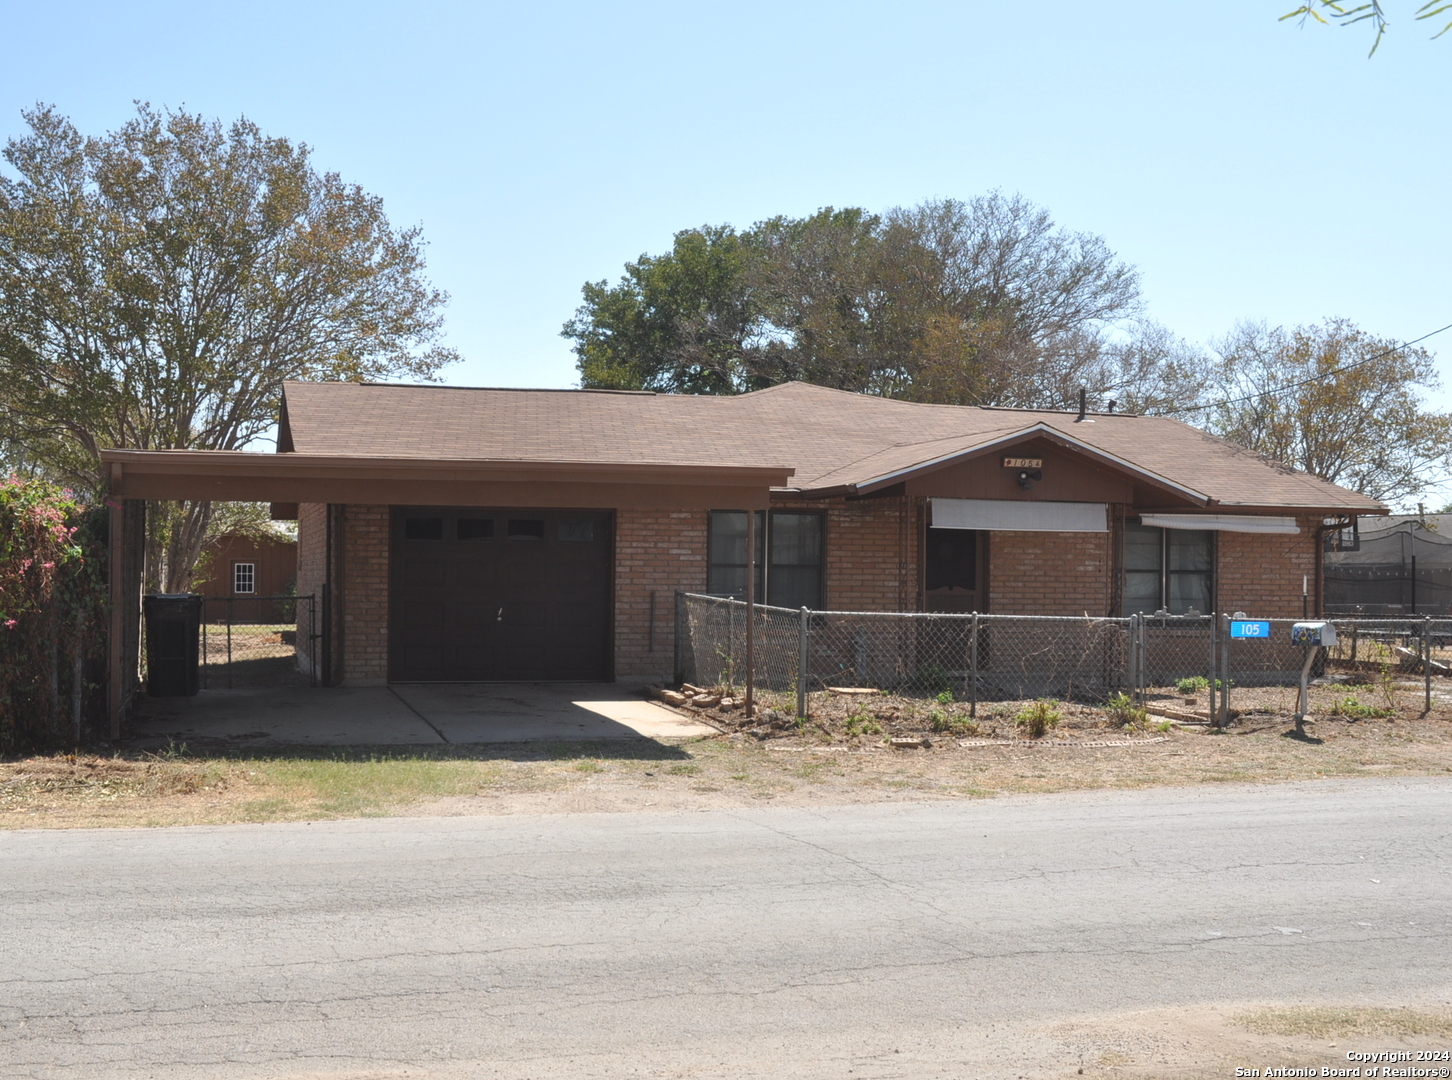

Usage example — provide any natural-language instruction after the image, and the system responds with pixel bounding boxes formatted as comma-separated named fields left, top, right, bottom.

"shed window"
left=233, top=563, right=256, bottom=595
left=1124, top=524, right=1213, bottom=615
left=707, top=510, right=824, bottom=610
left=404, top=517, right=444, bottom=540
left=457, top=518, right=494, bottom=541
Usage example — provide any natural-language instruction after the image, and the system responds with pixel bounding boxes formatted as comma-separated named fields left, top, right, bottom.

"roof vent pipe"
left=1075, top=387, right=1087, bottom=422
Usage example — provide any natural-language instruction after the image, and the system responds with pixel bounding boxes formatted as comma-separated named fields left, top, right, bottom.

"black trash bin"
left=144, top=594, right=203, bottom=697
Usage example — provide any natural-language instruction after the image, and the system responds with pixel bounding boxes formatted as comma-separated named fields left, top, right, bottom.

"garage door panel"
left=400, top=558, right=446, bottom=586
left=556, top=602, right=605, bottom=629
left=396, top=603, right=445, bottom=631
left=452, top=603, right=498, bottom=631
left=503, top=602, right=549, bottom=629
left=390, top=508, right=610, bottom=682
left=454, top=561, right=497, bottom=586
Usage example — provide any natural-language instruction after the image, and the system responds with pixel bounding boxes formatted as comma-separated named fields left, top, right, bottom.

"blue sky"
left=3, top=1, right=1448, bottom=418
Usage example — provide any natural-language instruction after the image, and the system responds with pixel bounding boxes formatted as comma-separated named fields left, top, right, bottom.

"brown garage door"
left=389, top=508, right=612, bottom=682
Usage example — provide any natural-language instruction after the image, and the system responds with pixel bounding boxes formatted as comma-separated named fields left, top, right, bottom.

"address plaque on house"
left=1002, top=457, right=1043, bottom=469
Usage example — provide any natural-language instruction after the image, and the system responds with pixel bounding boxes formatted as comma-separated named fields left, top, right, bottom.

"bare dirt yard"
left=4, top=674, right=1452, bottom=829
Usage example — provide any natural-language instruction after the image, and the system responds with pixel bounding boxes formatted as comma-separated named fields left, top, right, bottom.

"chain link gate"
left=200, top=594, right=318, bottom=689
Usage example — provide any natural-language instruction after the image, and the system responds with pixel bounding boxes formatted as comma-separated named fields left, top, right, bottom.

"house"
left=192, top=530, right=297, bottom=610
left=1324, top=513, right=1452, bottom=615
left=100, top=380, right=1385, bottom=721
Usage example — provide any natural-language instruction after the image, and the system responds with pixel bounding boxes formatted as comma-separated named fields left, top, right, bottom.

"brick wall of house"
left=297, top=499, right=1323, bottom=686
left=988, top=529, right=1113, bottom=616
left=295, top=504, right=326, bottom=677
left=339, top=504, right=390, bottom=685
left=614, top=509, right=708, bottom=682
left=822, top=495, right=919, bottom=612
left=1216, top=515, right=1321, bottom=619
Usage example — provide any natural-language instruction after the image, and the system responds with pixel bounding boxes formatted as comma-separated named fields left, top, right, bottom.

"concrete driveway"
left=130, top=682, right=715, bottom=746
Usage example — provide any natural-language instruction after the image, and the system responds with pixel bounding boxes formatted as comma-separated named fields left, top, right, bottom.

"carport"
left=101, top=448, right=790, bottom=737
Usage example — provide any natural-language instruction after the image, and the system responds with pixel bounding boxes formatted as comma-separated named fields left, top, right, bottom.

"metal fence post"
left=201, top=603, right=209, bottom=690
left=1126, top=614, right=1137, bottom=704
left=1426, top=614, right=1433, bottom=714
left=309, top=595, right=318, bottom=688
left=728, top=601, right=736, bottom=688
left=674, top=591, right=685, bottom=687
left=1208, top=613, right=1217, bottom=725
left=1220, top=613, right=1231, bottom=727
left=969, top=612, right=980, bottom=719
left=797, top=607, right=809, bottom=719
left=1140, top=616, right=1149, bottom=704
left=226, top=598, right=233, bottom=690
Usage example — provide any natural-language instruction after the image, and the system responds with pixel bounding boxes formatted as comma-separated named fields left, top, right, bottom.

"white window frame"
left=233, top=562, right=256, bottom=595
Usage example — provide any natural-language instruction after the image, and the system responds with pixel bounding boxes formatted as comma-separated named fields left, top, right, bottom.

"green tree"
left=562, top=224, right=761, bottom=394
left=0, top=104, right=455, bottom=590
left=1205, top=319, right=1452, bottom=505
left=1281, top=2, right=1451, bottom=54
left=563, top=193, right=1142, bottom=409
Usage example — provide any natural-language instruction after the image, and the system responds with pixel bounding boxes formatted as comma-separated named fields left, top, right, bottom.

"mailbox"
left=1290, top=621, right=1336, bottom=648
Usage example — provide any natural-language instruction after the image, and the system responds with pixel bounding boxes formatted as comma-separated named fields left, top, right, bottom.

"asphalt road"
left=2, top=780, right=1450, bottom=1079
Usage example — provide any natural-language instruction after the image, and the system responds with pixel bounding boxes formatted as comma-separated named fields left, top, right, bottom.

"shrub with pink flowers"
left=0, top=477, right=108, bottom=752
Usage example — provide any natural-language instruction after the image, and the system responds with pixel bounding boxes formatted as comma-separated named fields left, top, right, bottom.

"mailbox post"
left=1290, top=621, right=1337, bottom=735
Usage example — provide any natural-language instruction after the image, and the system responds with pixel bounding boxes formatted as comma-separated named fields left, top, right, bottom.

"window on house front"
left=1123, top=524, right=1212, bottom=615
left=707, top=510, right=824, bottom=610
left=233, top=563, right=256, bottom=595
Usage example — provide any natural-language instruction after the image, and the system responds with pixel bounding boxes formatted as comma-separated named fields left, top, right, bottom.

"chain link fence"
left=675, top=593, right=1452, bottom=719
left=200, top=595, right=317, bottom=689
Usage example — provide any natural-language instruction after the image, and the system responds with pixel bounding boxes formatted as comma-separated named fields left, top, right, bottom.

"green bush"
left=914, top=663, right=953, bottom=695
left=0, top=478, right=108, bottom=753
left=1015, top=699, right=1061, bottom=739
left=844, top=707, right=883, bottom=737
left=928, top=708, right=978, bottom=737
left=1329, top=696, right=1395, bottom=720
left=1102, top=691, right=1148, bottom=729
left=1175, top=676, right=1209, bottom=694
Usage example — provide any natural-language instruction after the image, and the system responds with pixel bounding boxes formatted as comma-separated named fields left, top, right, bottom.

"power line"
left=1162, top=320, right=1452, bottom=416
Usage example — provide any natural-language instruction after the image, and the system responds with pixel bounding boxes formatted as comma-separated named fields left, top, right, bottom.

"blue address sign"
left=1230, top=620, right=1272, bottom=639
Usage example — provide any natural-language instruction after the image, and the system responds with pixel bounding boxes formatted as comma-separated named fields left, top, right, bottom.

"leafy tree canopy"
left=1196, top=319, right=1452, bottom=506
left=564, top=193, right=1157, bottom=412
left=0, top=103, right=456, bottom=589
left=1281, top=2, right=1451, bottom=54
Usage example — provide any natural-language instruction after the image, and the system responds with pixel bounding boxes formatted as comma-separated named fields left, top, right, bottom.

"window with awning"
left=1139, top=513, right=1299, bottom=534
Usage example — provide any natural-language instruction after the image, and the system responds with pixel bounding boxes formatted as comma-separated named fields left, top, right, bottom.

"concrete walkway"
left=130, top=682, right=715, bottom=747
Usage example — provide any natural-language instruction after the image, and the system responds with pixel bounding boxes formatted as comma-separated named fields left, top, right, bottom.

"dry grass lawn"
left=4, top=696, right=1452, bottom=828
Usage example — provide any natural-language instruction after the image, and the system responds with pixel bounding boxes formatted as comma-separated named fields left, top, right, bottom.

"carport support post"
left=745, top=509, right=756, bottom=718
left=107, top=476, right=123, bottom=740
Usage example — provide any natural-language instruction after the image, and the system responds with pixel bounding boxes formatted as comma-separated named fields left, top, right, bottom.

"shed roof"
left=279, top=380, right=1385, bottom=514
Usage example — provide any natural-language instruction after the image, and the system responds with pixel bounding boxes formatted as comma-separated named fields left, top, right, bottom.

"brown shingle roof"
left=280, top=380, right=1384, bottom=513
